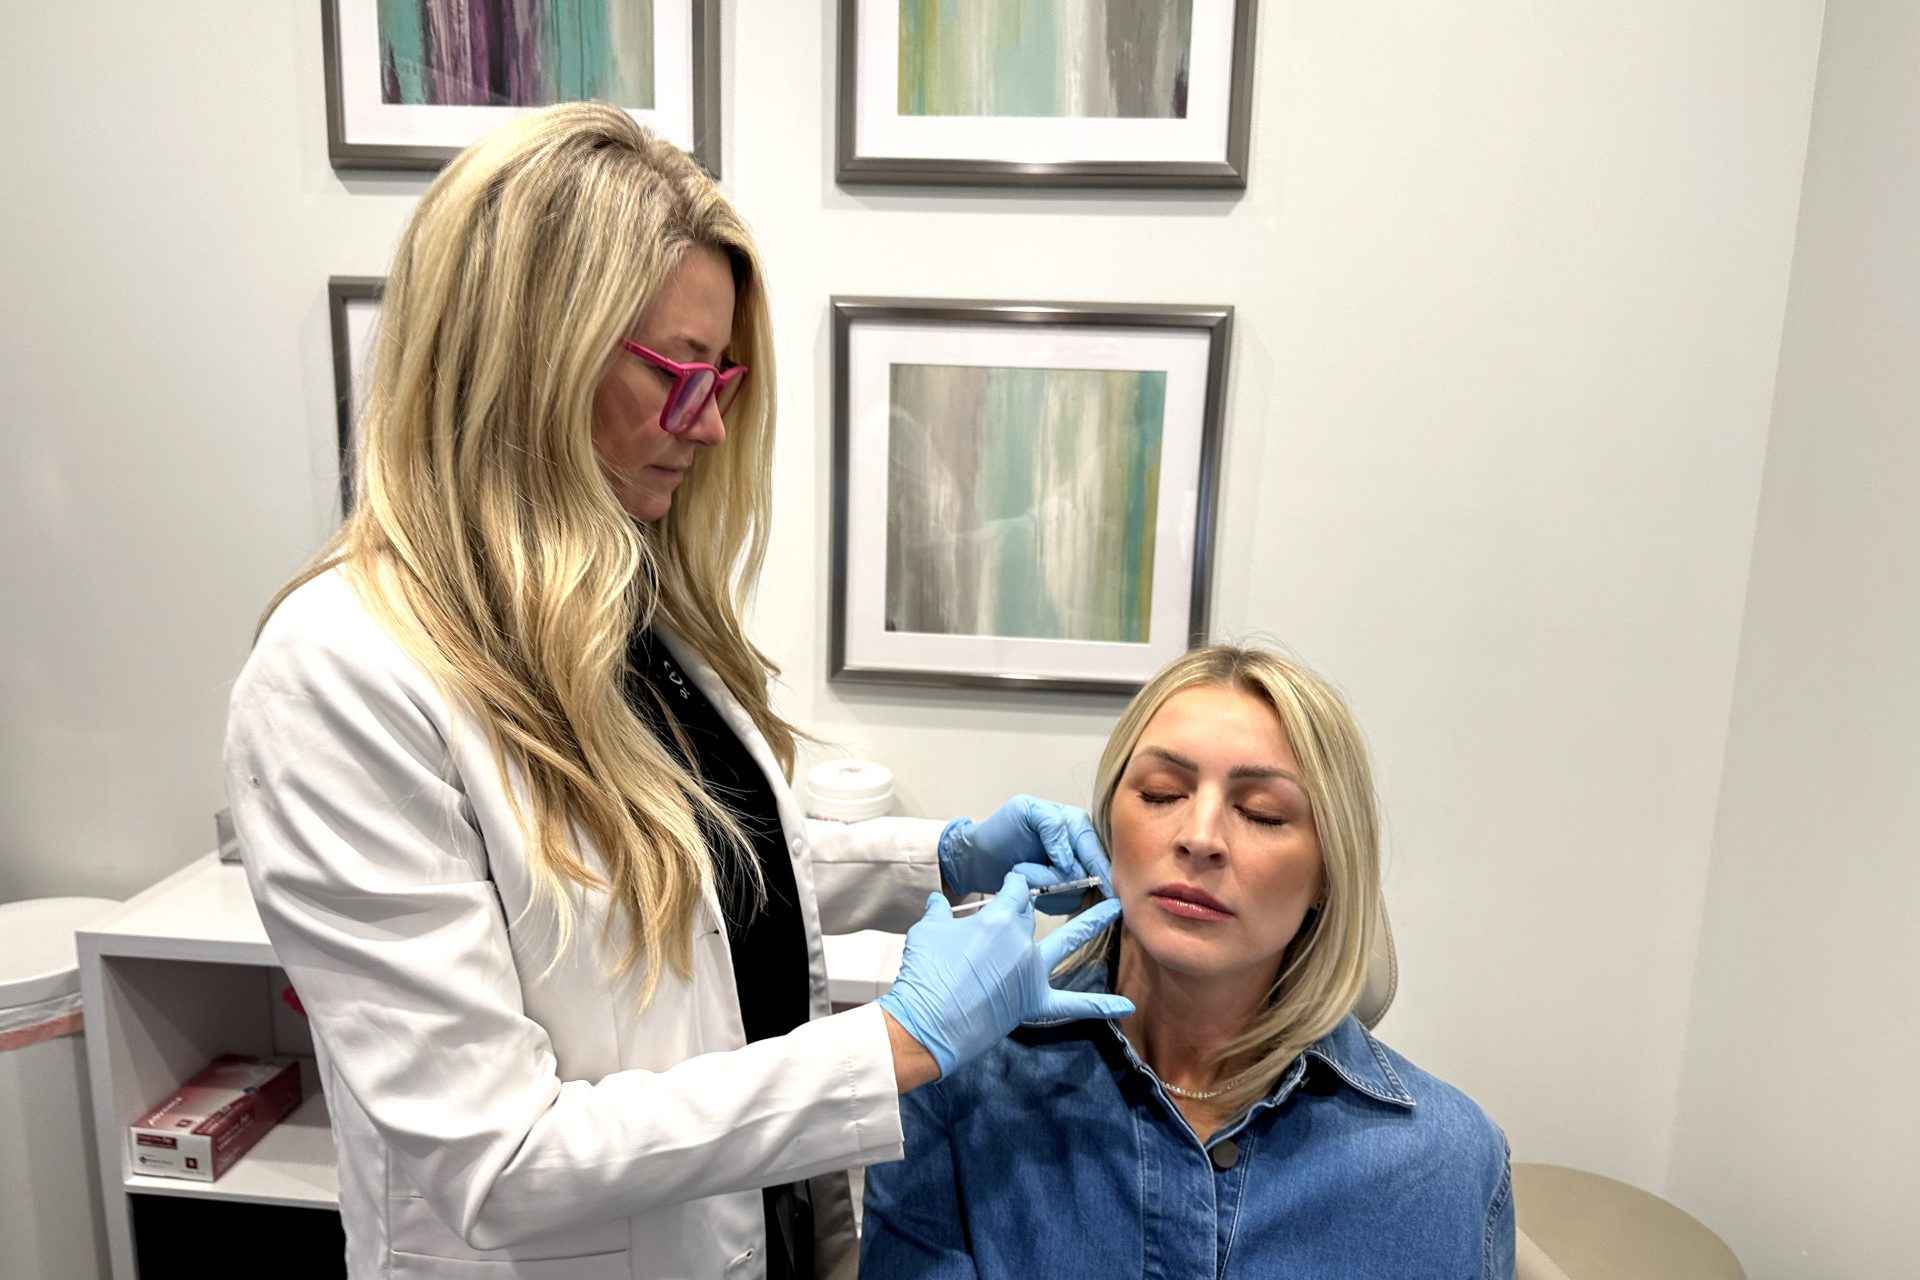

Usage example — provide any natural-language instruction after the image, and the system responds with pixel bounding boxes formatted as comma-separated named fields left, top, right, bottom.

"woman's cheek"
left=1107, top=804, right=1150, bottom=872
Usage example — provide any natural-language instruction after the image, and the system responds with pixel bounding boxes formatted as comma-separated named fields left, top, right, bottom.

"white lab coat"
left=225, top=569, right=942, bottom=1279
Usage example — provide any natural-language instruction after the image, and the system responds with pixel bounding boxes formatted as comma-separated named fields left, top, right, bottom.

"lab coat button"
left=1210, top=1139, right=1239, bottom=1171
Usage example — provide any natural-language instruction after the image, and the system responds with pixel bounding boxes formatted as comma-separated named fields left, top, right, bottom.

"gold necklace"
left=1160, top=1065, right=1257, bottom=1102
left=1160, top=1078, right=1225, bottom=1101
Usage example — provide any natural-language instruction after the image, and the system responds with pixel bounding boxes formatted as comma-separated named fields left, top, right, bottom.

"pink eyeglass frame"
left=620, top=340, right=749, bottom=435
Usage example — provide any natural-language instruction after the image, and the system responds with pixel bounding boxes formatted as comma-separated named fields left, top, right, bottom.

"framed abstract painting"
left=327, top=276, right=384, bottom=515
left=836, top=0, right=1257, bottom=188
left=829, top=298, right=1231, bottom=694
left=322, top=1, right=721, bottom=173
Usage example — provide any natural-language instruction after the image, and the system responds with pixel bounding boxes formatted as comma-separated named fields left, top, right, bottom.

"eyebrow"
left=1136, top=745, right=1302, bottom=786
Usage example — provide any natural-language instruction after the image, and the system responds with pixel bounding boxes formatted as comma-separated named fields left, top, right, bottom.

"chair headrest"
left=1355, top=899, right=1399, bottom=1030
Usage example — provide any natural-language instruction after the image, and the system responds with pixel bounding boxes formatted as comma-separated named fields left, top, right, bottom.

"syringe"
left=949, top=875, right=1106, bottom=917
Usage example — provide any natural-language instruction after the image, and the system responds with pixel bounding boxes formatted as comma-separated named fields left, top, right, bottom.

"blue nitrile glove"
left=877, top=873, right=1133, bottom=1078
left=939, top=795, right=1114, bottom=914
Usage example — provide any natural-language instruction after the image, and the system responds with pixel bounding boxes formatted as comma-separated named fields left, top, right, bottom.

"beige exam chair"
left=1357, top=909, right=1741, bottom=1280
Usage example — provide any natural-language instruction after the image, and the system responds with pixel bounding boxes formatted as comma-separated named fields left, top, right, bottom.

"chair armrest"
left=1517, top=1227, right=1573, bottom=1280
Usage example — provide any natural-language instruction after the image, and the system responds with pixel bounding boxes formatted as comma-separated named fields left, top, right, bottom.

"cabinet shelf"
left=123, top=1091, right=337, bottom=1210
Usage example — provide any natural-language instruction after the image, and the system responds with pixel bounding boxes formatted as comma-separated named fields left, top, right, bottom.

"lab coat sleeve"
left=857, top=1077, right=980, bottom=1277
left=805, top=816, right=944, bottom=934
left=225, top=623, right=907, bottom=1252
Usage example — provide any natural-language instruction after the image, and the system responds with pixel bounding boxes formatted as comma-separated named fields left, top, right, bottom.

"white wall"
left=1665, top=3, right=1920, bottom=1275
left=1, top=2, right=1824, bottom=1198
left=747, top=2, right=1823, bottom=1189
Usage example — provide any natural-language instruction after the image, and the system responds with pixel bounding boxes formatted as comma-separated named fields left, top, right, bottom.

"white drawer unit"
left=77, top=852, right=912, bottom=1279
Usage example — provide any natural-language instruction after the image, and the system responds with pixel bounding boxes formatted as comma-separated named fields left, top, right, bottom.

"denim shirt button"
left=1210, top=1139, right=1240, bottom=1171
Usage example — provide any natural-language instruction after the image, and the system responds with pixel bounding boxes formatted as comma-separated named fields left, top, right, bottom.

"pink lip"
left=1149, top=883, right=1233, bottom=921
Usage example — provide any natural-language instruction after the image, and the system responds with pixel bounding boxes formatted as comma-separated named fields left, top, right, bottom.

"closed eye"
left=1240, top=809, right=1287, bottom=827
left=1138, top=791, right=1183, bottom=806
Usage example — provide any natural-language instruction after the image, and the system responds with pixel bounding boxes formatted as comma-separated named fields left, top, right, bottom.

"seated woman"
left=861, top=644, right=1514, bottom=1278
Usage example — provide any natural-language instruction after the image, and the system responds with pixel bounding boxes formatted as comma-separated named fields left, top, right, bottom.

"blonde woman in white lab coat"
left=225, top=103, right=1130, bottom=1280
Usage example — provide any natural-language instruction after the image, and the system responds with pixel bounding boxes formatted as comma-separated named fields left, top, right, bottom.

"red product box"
left=128, top=1055, right=304, bottom=1182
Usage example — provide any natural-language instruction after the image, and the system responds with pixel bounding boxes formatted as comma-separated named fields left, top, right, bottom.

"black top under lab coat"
left=626, top=628, right=815, bottom=1280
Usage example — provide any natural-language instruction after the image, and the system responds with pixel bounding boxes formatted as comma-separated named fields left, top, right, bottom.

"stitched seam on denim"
left=1134, top=1102, right=1157, bottom=1280
left=1209, top=1109, right=1259, bottom=1145
left=1269, top=1054, right=1309, bottom=1109
left=933, top=1068, right=974, bottom=1254
left=1232, top=1058, right=1300, bottom=1127
left=1218, top=1126, right=1255, bottom=1278
left=1304, top=1043, right=1415, bottom=1109
left=1361, top=1026, right=1414, bottom=1102
left=1482, top=1136, right=1514, bottom=1280
left=1216, top=1058, right=1297, bottom=1141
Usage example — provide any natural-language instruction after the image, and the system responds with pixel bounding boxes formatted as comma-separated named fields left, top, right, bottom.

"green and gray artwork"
left=898, top=0, right=1193, bottom=118
left=885, top=363, right=1165, bottom=644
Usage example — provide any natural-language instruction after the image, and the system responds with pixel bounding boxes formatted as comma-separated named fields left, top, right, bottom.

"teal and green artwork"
left=886, top=364, right=1165, bottom=644
left=378, top=0, right=655, bottom=109
left=897, top=0, right=1193, bottom=119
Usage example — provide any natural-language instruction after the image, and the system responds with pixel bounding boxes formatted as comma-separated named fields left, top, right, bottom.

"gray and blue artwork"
left=885, top=363, right=1166, bottom=644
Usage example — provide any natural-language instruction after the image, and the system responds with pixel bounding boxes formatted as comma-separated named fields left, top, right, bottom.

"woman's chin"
left=1126, top=921, right=1246, bottom=983
left=620, top=491, right=674, bottom=522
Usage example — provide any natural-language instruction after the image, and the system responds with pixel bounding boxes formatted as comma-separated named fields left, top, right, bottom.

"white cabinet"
left=75, top=852, right=912, bottom=1278
left=76, top=855, right=338, bottom=1280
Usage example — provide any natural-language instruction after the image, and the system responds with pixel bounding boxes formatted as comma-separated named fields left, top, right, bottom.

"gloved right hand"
left=876, top=873, right=1135, bottom=1079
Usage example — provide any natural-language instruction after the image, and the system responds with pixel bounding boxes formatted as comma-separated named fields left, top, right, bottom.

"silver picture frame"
left=322, top=0, right=722, bottom=174
left=836, top=0, right=1258, bottom=189
left=829, top=297, right=1232, bottom=694
left=326, top=275, right=384, bottom=515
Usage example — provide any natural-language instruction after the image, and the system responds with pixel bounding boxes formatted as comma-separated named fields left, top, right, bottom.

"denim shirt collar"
left=1040, top=947, right=1417, bottom=1113
left=1296, top=1015, right=1417, bottom=1109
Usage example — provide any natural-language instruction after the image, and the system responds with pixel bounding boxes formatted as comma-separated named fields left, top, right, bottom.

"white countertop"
left=79, top=853, right=905, bottom=999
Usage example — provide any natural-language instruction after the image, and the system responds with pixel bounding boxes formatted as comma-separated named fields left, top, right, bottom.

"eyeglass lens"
left=663, top=368, right=717, bottom=432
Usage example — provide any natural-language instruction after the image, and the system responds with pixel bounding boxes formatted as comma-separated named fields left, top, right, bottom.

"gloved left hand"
left=939, top=795, right=1113, bottom=912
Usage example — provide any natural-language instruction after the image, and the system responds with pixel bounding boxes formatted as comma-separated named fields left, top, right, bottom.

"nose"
left=681, top=393, right=727, bottom=447
left=1175, top=787, right=1229, bottom=863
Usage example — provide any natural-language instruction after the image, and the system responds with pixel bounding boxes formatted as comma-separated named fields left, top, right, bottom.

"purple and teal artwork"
left=378, top=0, right=655, bottom=108
left=885, top=363, right=1165, bottom=644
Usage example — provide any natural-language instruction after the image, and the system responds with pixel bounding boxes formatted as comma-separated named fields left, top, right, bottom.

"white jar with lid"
left=803, top=759, right=896, bottom=823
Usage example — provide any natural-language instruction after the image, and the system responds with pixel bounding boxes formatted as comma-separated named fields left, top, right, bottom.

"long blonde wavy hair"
left=1081, top=644, right=1382, bottom=1116
left=264, top=103, right=793, bottom=1002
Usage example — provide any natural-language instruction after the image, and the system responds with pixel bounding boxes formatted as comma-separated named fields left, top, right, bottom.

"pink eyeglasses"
left=620, top=340, right=749, bottom=435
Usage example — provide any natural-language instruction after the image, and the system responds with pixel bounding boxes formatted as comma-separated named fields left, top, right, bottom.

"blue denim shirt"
left=862, top=962, right=1514, bottom=1279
